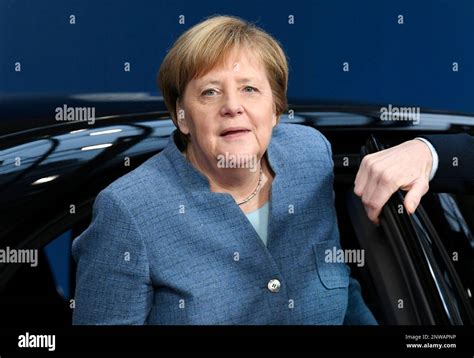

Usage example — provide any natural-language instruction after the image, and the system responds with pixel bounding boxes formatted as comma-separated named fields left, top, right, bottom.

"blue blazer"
left=72, top=123, right=376, bottom=325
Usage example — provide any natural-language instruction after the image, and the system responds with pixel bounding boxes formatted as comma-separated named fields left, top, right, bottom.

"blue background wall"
left=1, top=0, right=473, bottom=112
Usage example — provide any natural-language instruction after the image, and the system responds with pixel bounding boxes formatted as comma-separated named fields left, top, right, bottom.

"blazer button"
left=267, top=279, right=281, bottom=293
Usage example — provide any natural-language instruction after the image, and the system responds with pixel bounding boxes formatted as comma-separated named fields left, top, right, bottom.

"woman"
left=72, top=15, right=376, bottom=325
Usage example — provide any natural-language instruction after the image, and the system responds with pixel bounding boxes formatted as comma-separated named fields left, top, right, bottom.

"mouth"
left=220, top=127, right=251, bottom=138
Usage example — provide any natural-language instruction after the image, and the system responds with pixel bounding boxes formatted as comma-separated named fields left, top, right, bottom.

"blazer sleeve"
left=421, top=133, right=474, bottom=193
left=71, top=189, right=153, bottom=325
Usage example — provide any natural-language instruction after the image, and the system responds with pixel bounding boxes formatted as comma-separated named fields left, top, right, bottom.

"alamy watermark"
left=0, top=246, right=38, bottom=267
left=18, top=332, right=55, bottom=351
left=325, top=246, right=365, bottom=267
left=380, top=104, right=420, bottom=125
left=217, top=152, right=258, bottom=172
left=55, top=104, right=96, bottom=125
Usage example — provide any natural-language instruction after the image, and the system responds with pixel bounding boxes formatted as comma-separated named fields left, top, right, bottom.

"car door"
left=347, top=135, right=474, bottom=325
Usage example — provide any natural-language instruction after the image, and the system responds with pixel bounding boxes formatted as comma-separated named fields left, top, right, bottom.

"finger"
left=365, top=181, right=398, bottom=223
left=354, top=153, right=377, bottom=196
left=364, top=204, right=380, bottom=226
left=403, top=180, right=429, bottom=214
left=360, top=153, right=388, bottom=206
left=361, top=170, right=383, bottom=223
left=360, top=155, right=398, bottom=223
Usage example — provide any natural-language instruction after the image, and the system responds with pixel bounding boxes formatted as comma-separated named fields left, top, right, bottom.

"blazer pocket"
left=313, top=240, right=350, bottom=290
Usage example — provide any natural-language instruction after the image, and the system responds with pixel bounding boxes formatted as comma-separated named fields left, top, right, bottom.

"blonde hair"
left=157, top=15, right=288, bottom=142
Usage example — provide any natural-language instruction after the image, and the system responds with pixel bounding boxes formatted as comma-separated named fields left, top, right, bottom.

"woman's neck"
left=183, top=145, right=274, bottom=212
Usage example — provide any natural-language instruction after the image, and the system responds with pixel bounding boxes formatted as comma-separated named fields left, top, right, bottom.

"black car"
left=0, top=93, right=473, bottom=326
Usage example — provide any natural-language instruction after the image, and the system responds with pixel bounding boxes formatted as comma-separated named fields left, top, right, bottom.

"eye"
left=202, top=89, right=217, bottom=97
left=243, top=86, right=257, bottom=93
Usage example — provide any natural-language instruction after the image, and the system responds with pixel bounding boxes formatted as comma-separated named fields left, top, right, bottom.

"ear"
left=176, top=99, right=190, bottom=135
left=271, top=102, right=278, bottom=127
left=272, top=112, right=278, bottom=127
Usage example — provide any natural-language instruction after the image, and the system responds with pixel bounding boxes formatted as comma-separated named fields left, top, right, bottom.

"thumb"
left=404, top=180, right=429, bottom=214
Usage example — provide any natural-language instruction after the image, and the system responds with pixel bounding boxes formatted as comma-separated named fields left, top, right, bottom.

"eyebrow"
left=200, top=77, right=260, bottom=86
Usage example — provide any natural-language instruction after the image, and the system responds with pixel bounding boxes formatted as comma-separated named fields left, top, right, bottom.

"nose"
left=220, top=91, right=243, bottom=117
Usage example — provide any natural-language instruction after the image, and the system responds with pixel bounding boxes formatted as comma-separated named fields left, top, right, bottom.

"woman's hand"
left=354, top=139, right=433, bottom=224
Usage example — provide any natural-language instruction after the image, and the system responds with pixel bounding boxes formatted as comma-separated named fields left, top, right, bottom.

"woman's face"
left=178, top=47, right=277, bottom=170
